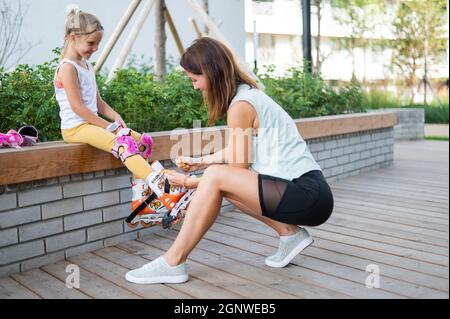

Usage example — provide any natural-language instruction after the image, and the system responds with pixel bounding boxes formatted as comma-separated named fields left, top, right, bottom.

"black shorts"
left=258, top=170, right=334, bottom=226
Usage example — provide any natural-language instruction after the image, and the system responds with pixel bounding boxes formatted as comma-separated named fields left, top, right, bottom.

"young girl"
left=54, top=7, right=185, bottom=225
left=125, top=37, right=334, bottom=285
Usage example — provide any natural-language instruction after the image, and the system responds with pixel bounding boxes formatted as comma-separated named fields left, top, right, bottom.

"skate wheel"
left=127, top=222, right=139, bottom=229
left=140, top=221, right=153, bottom=228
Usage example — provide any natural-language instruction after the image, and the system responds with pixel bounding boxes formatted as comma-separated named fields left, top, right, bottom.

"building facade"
left=245, top=0, right=449, bottom=82
left=4, top=0, right=245, bottom=73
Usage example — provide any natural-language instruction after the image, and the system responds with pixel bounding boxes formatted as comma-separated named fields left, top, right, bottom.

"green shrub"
left=260, top=65, right=365, bottom=118
left=98, top=69, right=209, bottom=133
left=402, top=104, right=449, bottom=124
left=1, top=55, right=366, bottom=142
left=361, top=88, right=405, bottom=110
left=425, top=105, right=449, bottom=124
left=361, top=87, right=449, bottom=124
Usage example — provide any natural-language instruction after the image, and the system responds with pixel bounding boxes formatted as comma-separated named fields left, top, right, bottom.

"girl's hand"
left=175, top=156, right=205, bottom=172
left=165, top=170, right=196, bottom=189
left=114, top=114, right=127, bottom=129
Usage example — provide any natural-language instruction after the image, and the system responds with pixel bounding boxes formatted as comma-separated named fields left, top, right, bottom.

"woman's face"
left=185, top=71, right=208, bottom=92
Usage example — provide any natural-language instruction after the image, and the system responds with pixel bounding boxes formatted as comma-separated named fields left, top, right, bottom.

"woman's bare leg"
left=223, top=197, right=299, bottom=236
left=164, top=165, right=294, bottom=266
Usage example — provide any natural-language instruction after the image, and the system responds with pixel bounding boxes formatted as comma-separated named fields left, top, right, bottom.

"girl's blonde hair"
left=61, top=5, right=104, bottom=59
left=180, top=37, right=259, bottom=125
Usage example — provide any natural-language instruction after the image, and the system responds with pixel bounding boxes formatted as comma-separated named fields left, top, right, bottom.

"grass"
left=361, top=87, right=449, bottom=124
left=425, top=136, right=449, bottom=141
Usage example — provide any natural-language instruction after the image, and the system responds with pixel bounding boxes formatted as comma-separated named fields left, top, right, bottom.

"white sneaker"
left=125, top=256, right=188, bottom=284
left=265, top=228, right=314, bottom=268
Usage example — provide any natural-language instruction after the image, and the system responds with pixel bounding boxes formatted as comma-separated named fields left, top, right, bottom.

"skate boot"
left=145, top=161, right=187, bottom=211
left=126, top=161, right=197, bottom=229
left=126, top=178, right=169, bottom=228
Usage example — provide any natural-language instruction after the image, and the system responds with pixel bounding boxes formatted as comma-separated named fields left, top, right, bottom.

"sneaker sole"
left=265, top=236, right=314, bottom=268
left=125, top=273, right=188, bottom=285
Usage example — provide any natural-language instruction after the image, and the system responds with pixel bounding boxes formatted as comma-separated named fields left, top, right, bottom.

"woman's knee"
left=201, top=165, right=225, bottom=186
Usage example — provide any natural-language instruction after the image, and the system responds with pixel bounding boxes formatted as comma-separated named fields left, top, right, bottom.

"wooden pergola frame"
left=95, top=0, right=263, bottom=89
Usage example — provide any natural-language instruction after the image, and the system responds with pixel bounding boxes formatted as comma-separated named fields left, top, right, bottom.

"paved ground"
left=425, top=124, right=449, bottom=138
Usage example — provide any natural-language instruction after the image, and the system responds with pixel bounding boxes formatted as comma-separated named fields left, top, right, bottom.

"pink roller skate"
left=0, top=130, right=24, bottom=148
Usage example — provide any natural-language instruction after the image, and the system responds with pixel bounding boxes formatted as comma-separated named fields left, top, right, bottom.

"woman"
left=125, top=37, right=334, bottom=285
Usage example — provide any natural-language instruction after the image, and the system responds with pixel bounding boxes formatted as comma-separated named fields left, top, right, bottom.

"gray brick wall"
left=307, top=128, right=395, bottom=182
left=0, top=164, right=221, bottom=277
left=0, top=127, right=395, bottom=277
left=370, top=108, right=424, bottom=140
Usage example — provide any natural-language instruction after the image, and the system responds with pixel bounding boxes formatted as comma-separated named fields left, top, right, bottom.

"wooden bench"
left=0, top=112, right=398, bottom=186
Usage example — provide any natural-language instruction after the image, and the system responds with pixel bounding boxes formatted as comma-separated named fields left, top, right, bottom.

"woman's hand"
left=165, top=170, right=198, bottom=189
left=175, top=156, right=206, bottom=172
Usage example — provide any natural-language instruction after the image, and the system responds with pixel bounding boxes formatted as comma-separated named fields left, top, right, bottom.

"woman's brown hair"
left=180, top=37, right=259, bottom=125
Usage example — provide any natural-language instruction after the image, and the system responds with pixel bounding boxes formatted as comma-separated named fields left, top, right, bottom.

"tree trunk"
left=155, top=0, right=167, bottom=80
left=314, top=0, right=322, bottom=73
left=202, top=0, right=209, bottom=35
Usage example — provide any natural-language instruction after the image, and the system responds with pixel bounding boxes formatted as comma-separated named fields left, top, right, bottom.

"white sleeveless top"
left=54, top=59, right=98, bottom=129
left=229, top=84, right=321, bottom=180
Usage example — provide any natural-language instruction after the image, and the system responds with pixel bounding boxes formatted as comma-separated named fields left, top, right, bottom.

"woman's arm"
left=168, top=102, right=255, bottom=188
left=225, top=101, right=256, bottom=170
left=201, top=148, right=228, bottom=165
left=182, top=101, right=254, bottom=170
left=58, top=64, right=110, bottom=129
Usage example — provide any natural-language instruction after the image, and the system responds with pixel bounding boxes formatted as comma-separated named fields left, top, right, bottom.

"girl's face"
left=185, top=71, right=208, bottom=92
left=71, top=31, right=103, bottom=60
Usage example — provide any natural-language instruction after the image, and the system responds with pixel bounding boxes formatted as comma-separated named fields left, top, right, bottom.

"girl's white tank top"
left=54, top=59, right=98, bottom=129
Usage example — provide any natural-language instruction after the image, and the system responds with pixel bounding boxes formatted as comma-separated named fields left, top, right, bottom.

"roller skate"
left=0, top=130, right=23, bottom=148
left=162, top=185, right=197, bottom=229
left=125, top=178, right=169, bottom=229
left=126, top=161, right=197, bottom=229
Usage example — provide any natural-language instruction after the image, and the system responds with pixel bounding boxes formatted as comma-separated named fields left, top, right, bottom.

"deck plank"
left=218, top=214, right=449, bottom=279
left=10, top=269, right=90, bottom=299
left=117, top=240, right=297, bottom=299
left=67, top=252, right=193, bottom=299
left=41, top=260, right=142, bottom=299
left=94, top=246, right=244, bottom=299
left=154, top=229, right=403, bottom=299
left=317, top=223, right=449, bottom=257
left=132, top=234, right=350, bottom=299
left=209, top=224, right=446, bottom=299
left=0, top=277, right=41, bottom=299
left=214, top=214, right=449, bottom=295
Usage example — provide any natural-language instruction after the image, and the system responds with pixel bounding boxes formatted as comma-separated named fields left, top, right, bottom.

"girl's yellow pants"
left=62, top=123, right=153, bottom=179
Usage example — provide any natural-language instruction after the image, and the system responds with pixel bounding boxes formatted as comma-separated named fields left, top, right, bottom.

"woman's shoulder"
left=232, top=84, right=259, bottom=102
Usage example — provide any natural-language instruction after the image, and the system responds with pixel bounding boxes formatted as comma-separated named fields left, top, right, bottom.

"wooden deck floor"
left=1, top=140, right=448, bottom=299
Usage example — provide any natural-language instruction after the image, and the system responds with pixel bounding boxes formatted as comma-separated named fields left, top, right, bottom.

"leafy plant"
left=1, top=55, right=367, bottom=141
